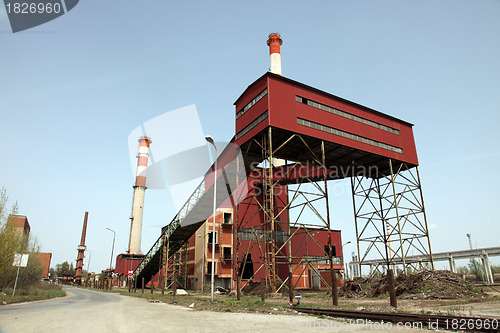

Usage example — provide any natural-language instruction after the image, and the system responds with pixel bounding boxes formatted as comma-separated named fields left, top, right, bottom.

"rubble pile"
left=241, top=281, right=285, bottom=295
left=340, top=270, right=484, bottom=299
left=241, top=281, right=265, bottom=295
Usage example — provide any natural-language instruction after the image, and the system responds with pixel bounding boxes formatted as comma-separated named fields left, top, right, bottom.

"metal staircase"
left=133, top=179, right=207, bottom=285
left=132, top=141, right=256, bottom=286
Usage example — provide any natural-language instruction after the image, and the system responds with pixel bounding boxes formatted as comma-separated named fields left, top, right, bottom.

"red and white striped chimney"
left=128, top=136, right=151, bottom=254
left=267, top=33, right=283, bottom=75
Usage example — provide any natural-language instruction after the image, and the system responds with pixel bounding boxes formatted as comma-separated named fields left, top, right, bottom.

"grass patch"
left=111, top=288, right=290, bottom=314
left=0, top=283, right=65, bottom=305
left=91, top=286, right=499, bottom=317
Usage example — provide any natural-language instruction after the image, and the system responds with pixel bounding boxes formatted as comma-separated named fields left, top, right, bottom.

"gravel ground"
left=0, top=286, right=434, bottom=333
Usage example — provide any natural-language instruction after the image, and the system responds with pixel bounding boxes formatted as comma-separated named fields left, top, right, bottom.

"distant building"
left=33, top=252, right=52, bottom=279
left=9, top=214, right=52, bottom=279
left=10, top=215, right=31, bottom=238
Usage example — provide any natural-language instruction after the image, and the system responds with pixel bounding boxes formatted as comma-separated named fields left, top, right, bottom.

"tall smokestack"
left=267, top=33, right=286, bottom=168
left=75, top=211, right=88, bottom=285
left=128, top=136, right=151, bottom=254
left=267, top=33, right=283, bottom=75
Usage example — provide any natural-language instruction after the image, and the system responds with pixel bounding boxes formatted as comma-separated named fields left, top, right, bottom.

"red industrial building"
left=181, top=200, right=343, bottom=291
left=10, top=215, right=31, bottom=237
left=234, top=71, right=417, bottom=174
left=131, top=33, right=432, bottom=298
left=33, top=252, right=52, bottom=279
left=9, top=215, right=52, bottom=280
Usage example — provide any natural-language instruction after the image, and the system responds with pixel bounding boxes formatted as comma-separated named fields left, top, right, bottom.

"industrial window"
left=324, top=244, right=336, bottom=257
left=237, top=88, right=268, bottom=119
left=208, top=231, right=217, bottom=244
left=223, top=212, right=232, bottom=225
left=223, top=247, right=232, bottom=260
left=296, top=95, right=400, bottom=135
left=303, top=256, right=341, bottom=265
left=207, top=262, right=216, bottom=274
left=274, top=230, right=287, bottom=243
left=297, top=118, right=403, bottom=154
left=240, top=254, right=254, bottom=279
left=236, top=111, right=268, bottom=139
left=238, top=229, right=261, bottom=241
left=238, top=228, right=286, bottom=242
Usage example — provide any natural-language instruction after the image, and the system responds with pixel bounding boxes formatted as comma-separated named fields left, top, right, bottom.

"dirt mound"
left=340, top=270, right=484, bottom=299
left=241, top=281, right=266, bottom=295
left=241, top=281, right=284, bottom=295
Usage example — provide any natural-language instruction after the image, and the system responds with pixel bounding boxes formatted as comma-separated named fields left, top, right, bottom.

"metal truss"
left=159, top=241, right=188, bottom=291
left=133, top=179, right=206, bottom=282
left=235, top=128, right=340, bottom=303
left=351, top=161, right=434, bottom=276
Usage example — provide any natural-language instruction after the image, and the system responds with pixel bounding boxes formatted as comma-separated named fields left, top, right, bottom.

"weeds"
left=0, top=283, right=65, bottom=305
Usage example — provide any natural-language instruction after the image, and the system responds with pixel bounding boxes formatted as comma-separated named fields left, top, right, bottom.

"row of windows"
left=237, top=88, right=268, bottom=119
left=236, top=111, right=268, bottom=139
left=303, top=256, right=342, bottom=265
left=238, top=228, right=287, bottom=243
left=296, top=96, right=400, bottom=135
left=297, top=118, right=403, bottom=154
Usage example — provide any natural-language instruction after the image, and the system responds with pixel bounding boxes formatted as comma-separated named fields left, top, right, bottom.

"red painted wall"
left=234, top=73, right=418, bottom=166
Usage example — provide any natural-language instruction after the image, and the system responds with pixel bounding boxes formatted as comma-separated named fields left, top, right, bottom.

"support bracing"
left=351, top=162, right=433, bottom=277
left=236, top=128, right=342, bottom=297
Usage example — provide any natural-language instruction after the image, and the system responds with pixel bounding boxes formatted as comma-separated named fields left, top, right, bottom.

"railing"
left=132, top=179, right=207, bottom=280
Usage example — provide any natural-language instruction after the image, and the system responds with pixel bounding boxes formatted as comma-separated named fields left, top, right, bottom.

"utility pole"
left=466, top=234, right=473, bottom=250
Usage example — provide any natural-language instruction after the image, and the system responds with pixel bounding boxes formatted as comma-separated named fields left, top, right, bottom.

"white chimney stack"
left=267, top=33, right=283, bottom=75
left=128, top=136, right=151, bottom=255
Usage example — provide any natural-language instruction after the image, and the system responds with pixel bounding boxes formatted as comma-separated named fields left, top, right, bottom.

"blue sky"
left=1, top=1, right=499, bottom=273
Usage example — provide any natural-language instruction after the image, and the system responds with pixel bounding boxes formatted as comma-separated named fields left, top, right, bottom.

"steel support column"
left=351, top=162, right=433, bottom=276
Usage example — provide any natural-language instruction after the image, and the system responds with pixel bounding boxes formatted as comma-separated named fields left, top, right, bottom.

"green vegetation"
left=54, top=261, right=76, bottom=277
left=0, top=187, right=42, bottom=291
left=111, top=289, right=292, bottom=313
left=0, top=282, right=65, bottom=305
left=457, top=260, right=500, bottom=282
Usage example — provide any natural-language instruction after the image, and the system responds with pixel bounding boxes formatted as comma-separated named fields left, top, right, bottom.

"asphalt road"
left=0, top=286, right=432, bottom=333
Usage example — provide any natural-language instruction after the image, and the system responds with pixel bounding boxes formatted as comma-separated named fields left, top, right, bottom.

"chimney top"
left=267, top=33, right=283, bottom=75
left=267, top=33, right=283, bottom=47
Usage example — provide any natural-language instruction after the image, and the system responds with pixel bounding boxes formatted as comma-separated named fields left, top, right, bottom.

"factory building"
left=8, top=215, right=52, bottom=280
left=184, top=210, right=343, bottom=291
left=132, top=32, right=432, bottom=299
left=10, top=215, right=31, bottom=238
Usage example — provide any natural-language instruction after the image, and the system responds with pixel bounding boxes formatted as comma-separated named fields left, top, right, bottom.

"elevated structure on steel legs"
left=233, top=43, right=433, bottom=293
left=133, top=34, right=434, bottom=302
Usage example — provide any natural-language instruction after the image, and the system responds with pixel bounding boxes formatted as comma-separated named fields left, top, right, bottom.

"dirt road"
left=0, top=286, right=433, bottom=333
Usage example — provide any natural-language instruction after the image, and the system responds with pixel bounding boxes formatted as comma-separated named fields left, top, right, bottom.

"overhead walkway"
left=132, top=135, right=352, bottom=286
left=132, top=143, right=247, bottom=286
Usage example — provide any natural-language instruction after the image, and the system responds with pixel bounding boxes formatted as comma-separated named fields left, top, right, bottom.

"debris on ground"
left=169, top=289, right=188, bottom=295
left=241, top=281, right=288, bottom=296
left=215, top=286, right=230, bottom=295
left=241, top=281, right=265, bottom=295
left=340, top=270, right=485, bottom=299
